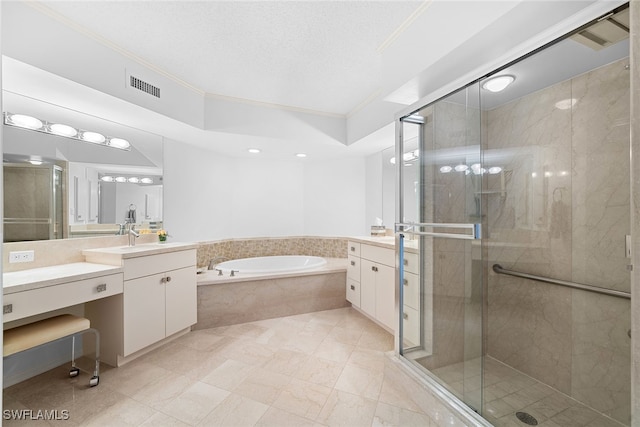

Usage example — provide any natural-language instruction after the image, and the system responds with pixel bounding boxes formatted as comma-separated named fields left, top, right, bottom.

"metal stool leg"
left=69, top=335, right=80, bottom=378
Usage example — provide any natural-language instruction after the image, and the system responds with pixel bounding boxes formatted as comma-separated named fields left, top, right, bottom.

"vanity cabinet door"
left=375, top=263, right=395, bottom=331
left=123, top=273, right=165, bottom=355
left=165, top=266, right=197, bottom=337
left=360, top=259, right=377, bottom=318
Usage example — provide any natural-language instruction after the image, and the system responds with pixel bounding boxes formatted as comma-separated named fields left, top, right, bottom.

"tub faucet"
left=208, top=257, right=228, bottom=270
left=128, top=224, right=140, bottom=246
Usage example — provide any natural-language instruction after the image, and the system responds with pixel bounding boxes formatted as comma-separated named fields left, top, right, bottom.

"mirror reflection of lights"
left=101, top=175, right=156, bottom=184
left=3, top=112, right=132, bottom=151
left=440, top=166, right=453, bottom=173
left=555, top=98, right=577, bottom=110
left=140, top=178, right=154, bottom=184
left=127, top=177, right=140, bottom=183
left=454, top=164, right=469, bottom=172
left=544, top=171, right=553, bottom=177
left=488, top=167, right=502, bottom=174
left=115, top=176, right=127, bottom=183
left=29, top=160, right=43, bottom=166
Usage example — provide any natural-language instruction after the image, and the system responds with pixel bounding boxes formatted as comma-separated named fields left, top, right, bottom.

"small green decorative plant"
left=157, top=229, right=168, bottom=242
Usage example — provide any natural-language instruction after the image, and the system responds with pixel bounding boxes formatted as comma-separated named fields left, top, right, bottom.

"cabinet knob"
left=166, top=276, right=172, bottom=283
left=350, top=261, right=356, bottom=266
left=403, top=279, right=408, bottom=286
left=350, top=285, right=355, bottom=291
left=96, top=283, right=107, bottom=293
left=160, top=277, right=166, bottom=284
left=403, top=312, right=409, bottom=320
left=404, top=259, right=409, bottom=266
left=371, top=266, right=379, bottom=272
left=3, top=304, right=13, bottom=314
left=350, top=246, right=356, bottom=252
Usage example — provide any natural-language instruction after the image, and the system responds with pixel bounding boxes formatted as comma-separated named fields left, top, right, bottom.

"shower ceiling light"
left=482, top=75, right=515, bottom=92
left=3, top=112, right=132, bottom=151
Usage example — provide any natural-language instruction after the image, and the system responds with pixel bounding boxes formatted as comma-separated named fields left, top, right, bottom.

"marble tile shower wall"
left=196, top=237, right=348, bottom=268
left=486, top=58, right=631, bottom=425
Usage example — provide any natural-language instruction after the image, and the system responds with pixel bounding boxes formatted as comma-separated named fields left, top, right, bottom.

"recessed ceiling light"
left=8, top=114, right=43, bottom=130
left=482, top=75, right=515, bottom=92
left=49, top=123, right=78, bottom=137
left=108, top=138, right=131, bottom=150
left=248, top=148, right=261, bottom=154
left=81, top=131, right=106, bottom=144
left=296, top=153, right=307, bottom=158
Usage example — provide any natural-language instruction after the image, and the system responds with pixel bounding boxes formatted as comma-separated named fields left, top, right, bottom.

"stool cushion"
left=4, top=314, right=90, bottom=357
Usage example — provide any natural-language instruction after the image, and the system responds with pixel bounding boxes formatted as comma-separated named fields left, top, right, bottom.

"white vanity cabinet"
left=83, top=244, right=197, bottom=366
left=402, top=251, right=420, bottom=346
left=122, top=249, right=197, bottom=356
left=347, top=240, right=395, bottom=331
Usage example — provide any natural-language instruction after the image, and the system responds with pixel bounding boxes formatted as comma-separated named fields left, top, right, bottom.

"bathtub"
left=195, top=256, right=348, bottom=329
left=216, top=255, right=327, bottom=274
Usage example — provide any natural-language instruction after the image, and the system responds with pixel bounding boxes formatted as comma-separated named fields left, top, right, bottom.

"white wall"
left=163, top=139, right=234, bottom=242
left=231, top=158, right=305, bottom=238
left=164, top=139, right=368, bottom=241
left=304, top=157, right=367, bottom=237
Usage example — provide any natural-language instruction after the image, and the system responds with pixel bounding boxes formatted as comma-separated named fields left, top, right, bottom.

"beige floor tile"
left=234, top=369, right=292, bottom=405
left=357, top=329, right=394, bottom=352
left=99, top=361, right=173, bottom=398
left=272, top=378, right=332, bottom=420
left=131, top=372, right=195, bottom=411
left=161, top=381, right=229, bottom=425
left=218, top=338, right=277, bottom=366
left=223, top=322, right=271, bottom=339
left=377, top=377, right=423, bottom=413
left=372, top=402, right=433, bottom=427
left=201, top=358, right=256, bottom=391
left=282, top=331, right=325, bottom=355
left=293, top=356, right=345, bottom=388
left=140, top=412, right=191, bottom=426
left=255, top=406, right=317, bottom=427
left=262, top=348, right=310, bottom=376
left=316, top=389, right=377, bottom=427
left=348, top=348, right=386, bottom=372
left=82, top=396, right=156, bottom=427
left=313, top=339, right=354, bottom=364
left=334, top=364, right=384, bottom=400
left=198, top=393, right=269, bottom=427
left=327, top=325, right=364, bottom=345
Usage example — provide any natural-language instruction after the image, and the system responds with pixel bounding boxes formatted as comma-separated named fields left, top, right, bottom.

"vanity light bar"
left=100, top=175, right=157, bottom=184
left=3, top=112, right=131, bottom=151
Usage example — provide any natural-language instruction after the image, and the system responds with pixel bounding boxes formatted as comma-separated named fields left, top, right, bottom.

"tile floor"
left=3, top=308, right=470, bottom=427
left=428, top=357, right=626, bottom=427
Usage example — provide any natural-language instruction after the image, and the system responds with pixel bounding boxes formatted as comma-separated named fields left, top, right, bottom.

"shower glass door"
left=397, top=82, right=484, bottom=414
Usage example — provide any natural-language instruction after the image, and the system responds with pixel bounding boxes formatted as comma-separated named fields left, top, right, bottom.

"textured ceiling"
left=40, top=1, right=423, bottom=116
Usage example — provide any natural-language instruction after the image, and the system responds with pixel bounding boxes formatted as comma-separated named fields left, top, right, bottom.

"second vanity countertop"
left=348, top=236, right=419, bottom=251
left=82, top=242, right=199, bottom=262
left=3, top=262, right=124, bottom=295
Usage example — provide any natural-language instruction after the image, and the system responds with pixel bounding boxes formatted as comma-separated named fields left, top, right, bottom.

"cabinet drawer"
left=346, top=278, right=360, bottom=308
left=3, top=273, right=124, bottom=323
left=403, top=251, right=419, bottom=274
left=123, top=249, right=196, bottom=280
left=347, top=241, right=361, bottom=257
left=402, top=305, right=420, bottom=347
left=347, top=256, right=360, bottom=282
left=403, top=272, right=420, bottom=310
left=361, top=244, right=394, bottom=267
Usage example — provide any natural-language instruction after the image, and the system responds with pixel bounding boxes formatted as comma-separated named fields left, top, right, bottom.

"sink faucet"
left=208, top=256, right=228, bottom=270
left=128, top=224, right=140, bottom=246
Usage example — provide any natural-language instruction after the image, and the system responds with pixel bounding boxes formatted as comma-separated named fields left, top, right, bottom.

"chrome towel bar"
left=492, top=264, right=630, bottom=299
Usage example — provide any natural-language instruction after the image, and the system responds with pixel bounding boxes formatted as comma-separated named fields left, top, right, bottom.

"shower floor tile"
left=425, top=356, right=626, bottom=427
left=2, top=307, right=470, bottom=427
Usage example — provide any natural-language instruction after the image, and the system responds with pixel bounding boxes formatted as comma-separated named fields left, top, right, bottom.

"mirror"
left=3, top=91, right=164, bottom=242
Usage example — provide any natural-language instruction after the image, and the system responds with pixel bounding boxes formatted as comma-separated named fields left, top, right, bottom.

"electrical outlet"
left=9, top=250, right=35, bottom=263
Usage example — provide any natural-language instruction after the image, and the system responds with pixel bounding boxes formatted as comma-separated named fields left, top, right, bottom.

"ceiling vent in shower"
left=129, top=75, right=161, bottom=98
left=570, top=8, right=629, bottom=51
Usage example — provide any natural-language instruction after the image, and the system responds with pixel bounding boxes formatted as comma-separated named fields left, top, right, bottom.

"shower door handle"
left=395, top=222, right=481, bottom=240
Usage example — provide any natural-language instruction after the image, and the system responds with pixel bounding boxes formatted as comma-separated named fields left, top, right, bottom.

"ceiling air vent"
left=570, top=8, right=629, bottom=51
left=129, top=75, right=161, bottom=98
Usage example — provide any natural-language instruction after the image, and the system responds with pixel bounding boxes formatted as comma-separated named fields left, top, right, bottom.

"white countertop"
left=197, top=257, right=347, bottom=285
left=3, top=262, right=124, bottom=294
left=82, top=242, right=199, bottom=259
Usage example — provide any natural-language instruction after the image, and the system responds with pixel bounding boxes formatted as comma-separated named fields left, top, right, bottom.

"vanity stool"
left=3, top=314, right=100, bottom=387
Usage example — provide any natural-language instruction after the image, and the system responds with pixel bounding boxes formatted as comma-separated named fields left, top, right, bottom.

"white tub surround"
left=195, top=258, right=347, bottom=328
left=82, top=242, right=198, bottom=366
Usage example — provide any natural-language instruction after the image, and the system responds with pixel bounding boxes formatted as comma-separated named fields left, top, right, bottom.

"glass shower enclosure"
left=396, top=4, right=630, bottom=426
